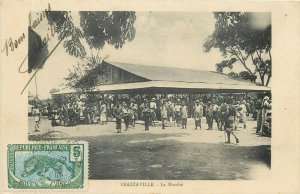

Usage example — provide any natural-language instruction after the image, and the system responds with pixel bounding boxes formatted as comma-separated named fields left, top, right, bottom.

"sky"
left=28, top=12, right=269, bottom=99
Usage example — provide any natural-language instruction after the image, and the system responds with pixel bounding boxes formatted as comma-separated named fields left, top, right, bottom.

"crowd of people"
left=32, top=93, right=272, bottom=142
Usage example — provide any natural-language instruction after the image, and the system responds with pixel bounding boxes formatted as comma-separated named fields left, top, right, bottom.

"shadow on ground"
left=72, top=133, right=271, bottom=180
left=28, top=118, right=271, bottom=180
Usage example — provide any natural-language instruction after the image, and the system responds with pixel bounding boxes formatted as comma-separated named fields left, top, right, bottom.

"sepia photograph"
left=27, top=11, right=272, bottom=180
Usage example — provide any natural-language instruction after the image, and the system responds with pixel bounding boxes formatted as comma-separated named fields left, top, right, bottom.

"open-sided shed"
left=54, top=61, right=271, bottom=95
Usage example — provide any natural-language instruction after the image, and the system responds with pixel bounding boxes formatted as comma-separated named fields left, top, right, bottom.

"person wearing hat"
left=150, top=98, right=157, bottom=109
left=194, top=100, right=203, bottom=130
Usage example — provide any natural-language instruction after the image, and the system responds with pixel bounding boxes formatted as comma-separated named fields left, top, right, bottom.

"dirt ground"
left=29, top=117, right=271, bottom=180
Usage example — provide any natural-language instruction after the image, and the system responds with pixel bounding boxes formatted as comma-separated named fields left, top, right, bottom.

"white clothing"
left=150, top=102, right=157, bottom=109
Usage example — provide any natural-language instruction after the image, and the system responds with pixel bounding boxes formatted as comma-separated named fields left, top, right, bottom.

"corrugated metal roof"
left=53, top=80, right=270, bottom=95
left=94, top=81, right=271, bottom=91
left=105, top=61, right=257, bottom=86
left=53, top=61, right=270, bottom=95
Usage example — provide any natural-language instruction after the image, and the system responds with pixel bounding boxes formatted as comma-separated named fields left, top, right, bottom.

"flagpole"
left=35, top=74, right=38, bottom=98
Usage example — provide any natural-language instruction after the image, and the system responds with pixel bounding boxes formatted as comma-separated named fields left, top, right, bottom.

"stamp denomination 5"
left=7, top=143, right=86, bottom=189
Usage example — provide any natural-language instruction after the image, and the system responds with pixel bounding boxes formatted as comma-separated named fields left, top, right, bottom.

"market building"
left=54, top=61, right=271, bottom=95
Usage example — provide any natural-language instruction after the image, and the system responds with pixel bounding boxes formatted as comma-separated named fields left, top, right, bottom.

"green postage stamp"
left=7, top=143, right=87, bottom=189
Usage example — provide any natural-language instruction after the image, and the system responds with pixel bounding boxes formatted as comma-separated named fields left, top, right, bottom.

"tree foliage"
left=204, top=12, right=271, bottom=86
left=80, top=12, right=136, bottom=50
left=45, top=11, right=136, bottom=92
left=47, top=11, right=86, bottom=58
left=215, top=58, right=237, bottom=72
left=64, top=55, right=107, bottom=92
left=46, top=11, right=136, bottom=58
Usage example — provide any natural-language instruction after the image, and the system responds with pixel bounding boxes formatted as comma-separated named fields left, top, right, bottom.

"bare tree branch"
left=250, top=53, right=262, bottom=79
left=266, top=74, right=271, bottom=86
left=236, top=46, right=247, bottom=64
left=255, top=50, right=264, bottom=64
left=231, top=48, right=254, bottom=76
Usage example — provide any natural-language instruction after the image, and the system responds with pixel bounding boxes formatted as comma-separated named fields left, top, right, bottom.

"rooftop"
left=105, top=61, right=256, bottom=86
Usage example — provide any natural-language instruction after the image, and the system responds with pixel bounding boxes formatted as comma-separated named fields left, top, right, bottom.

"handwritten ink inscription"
left=0, top=3, right=57, bottom=94
left=29, top=4, right=51, bottom=29
left=1, top=4, right=52, bottom=57
left=1, top=34, right=26, bottom=56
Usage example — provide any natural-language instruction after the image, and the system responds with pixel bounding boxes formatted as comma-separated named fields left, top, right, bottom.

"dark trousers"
left=182, top=118, right=187, bottom=129
left=162, top=118, right=167, bottom=129
left=206, top=115, right=213, bottom=129
left=175, top=112, right=181, bottom=124
left=123, top=115, right=130, bottom=129
left=116, top=118, right=122, bottom=132
left=257, top=110, right=262, bottom=133
left=212, top=111, right=220, bottom=129
left=145, top=119, right=150, bottom=130
left=195, top=119, right=201, bottom=129
left=219, top=112, right=226, bottom=130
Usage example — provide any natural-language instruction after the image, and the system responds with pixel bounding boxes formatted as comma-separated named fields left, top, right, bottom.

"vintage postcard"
left=0, top=0, right=300, bottom=194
